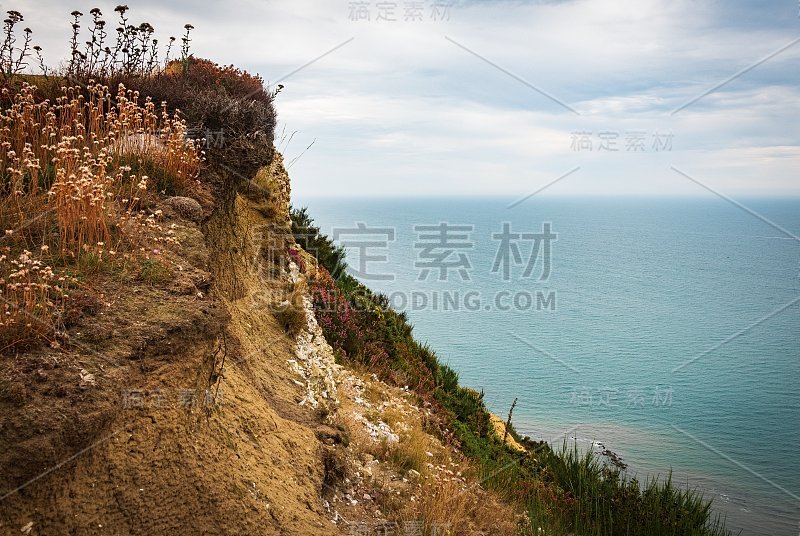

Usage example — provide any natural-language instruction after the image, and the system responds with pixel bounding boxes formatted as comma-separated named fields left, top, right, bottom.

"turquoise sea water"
left=296, top=196, right=800, bottom=535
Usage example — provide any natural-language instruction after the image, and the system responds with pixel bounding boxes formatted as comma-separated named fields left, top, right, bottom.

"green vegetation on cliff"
left=292, top=207, right=730, bottom=536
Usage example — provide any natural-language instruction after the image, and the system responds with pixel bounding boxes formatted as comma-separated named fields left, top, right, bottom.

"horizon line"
left=294, top=192, right=800, bottom=200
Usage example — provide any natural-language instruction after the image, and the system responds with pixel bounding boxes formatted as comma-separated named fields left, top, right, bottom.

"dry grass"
left=330, top=375, right=525, bottom=536
left=380, top=405, right=406, bottom=428
left=0, top=82, right=199, bottom=253
left=403, top=479, right=473, bottom=535
left=389, top=426, right=429, bottom=474
left=321, top=444, right=349, bottom=489
left=0, top=246, right=68, bottom=348
left=363, top=381, right=388, bottom=406
left=334, top=406, right=389, bottom=463
left=273, top=299, right=306, bottom=335
left=398, top=478, right=522, bottom=536
left=0, top=81, right=201, bottom=347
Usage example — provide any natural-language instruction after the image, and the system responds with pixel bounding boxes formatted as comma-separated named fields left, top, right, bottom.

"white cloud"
left=7, top=0, right=798, bottom=197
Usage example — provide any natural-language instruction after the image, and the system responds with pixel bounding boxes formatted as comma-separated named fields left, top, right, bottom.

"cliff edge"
left=0, top=151, right=520, bottom=535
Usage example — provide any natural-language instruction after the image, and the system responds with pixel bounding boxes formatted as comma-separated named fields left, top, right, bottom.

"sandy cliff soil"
left=0, top=154, right=523, bottom=535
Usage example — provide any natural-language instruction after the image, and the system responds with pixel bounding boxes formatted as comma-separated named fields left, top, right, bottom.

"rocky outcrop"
left=288, top=261, right=342, bottom=412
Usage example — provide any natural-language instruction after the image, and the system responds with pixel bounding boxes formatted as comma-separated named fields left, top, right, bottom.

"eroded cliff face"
left=0, top=153, right=522, bottom=536
left=0, top=154, right=345, bottom=535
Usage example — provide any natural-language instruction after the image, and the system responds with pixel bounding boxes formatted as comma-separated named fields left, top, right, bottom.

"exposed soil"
left=0, top=153, right=528, bottom=536
left=0, top=154, right=340, bottom=535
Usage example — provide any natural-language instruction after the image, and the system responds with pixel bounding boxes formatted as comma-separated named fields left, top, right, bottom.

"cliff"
left=0, top=151, right=520, bottom=535
left=0, top=64, right=729, bottom=536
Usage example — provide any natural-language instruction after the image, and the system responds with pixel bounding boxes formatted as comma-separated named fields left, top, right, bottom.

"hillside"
left=0, top=144, right=519, bottom=534
left=0, top=7, right=732, bottom=534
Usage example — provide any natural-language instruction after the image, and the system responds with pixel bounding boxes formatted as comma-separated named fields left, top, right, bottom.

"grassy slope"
left=292, top=207, right=730, bottom=536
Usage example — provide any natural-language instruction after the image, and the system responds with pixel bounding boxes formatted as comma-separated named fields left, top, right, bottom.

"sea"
left=295, top=195, right=800, bottom=535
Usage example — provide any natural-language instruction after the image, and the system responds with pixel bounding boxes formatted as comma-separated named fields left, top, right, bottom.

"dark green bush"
left=116, top=57, right=277, bottom=181
left=290, top=207, right=348, bottom=280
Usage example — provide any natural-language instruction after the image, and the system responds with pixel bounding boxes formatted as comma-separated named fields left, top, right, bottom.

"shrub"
left=294, top=207, right=441, bottom=389
left=294, top=206, right=731, bottom=536
left=436, top=364, right=459, bottom=393
left=290, top=207, right=348, bottom=280
left=309, top=267, right=363, bottom=354
left=117, top=57, right=277, bottom=180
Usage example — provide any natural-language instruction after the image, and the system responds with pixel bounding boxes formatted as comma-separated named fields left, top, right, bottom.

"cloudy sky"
left=10, top=0, right=800, bottom=197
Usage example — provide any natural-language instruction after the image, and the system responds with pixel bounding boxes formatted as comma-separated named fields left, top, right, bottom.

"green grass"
left=139, top=259, right=172, bottom=285
left=524, top=441, right=729, bottom=535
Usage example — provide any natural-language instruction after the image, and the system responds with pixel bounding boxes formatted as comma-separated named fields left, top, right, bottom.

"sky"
left=8, top=0, right=800, bottom=198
